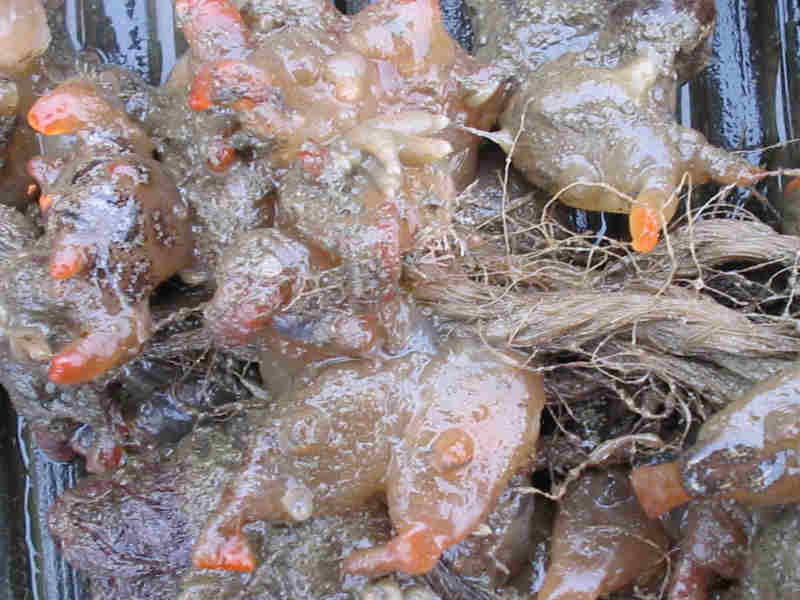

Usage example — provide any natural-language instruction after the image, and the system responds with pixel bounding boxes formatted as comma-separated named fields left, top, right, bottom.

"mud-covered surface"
left=5, top=1, right=800, bottom=600
left=630, top=360, right=800, bottom=523
left=735, top=505, right=800, bottom=600
left=537, top=468, right=669, bottom=599
left=466, top=0, right=715, bottom=81
left=191, top=338, right=543, bottom=577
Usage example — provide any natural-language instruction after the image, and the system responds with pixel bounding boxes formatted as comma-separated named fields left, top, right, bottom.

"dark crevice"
left=1, top=388, right=29, bottom=600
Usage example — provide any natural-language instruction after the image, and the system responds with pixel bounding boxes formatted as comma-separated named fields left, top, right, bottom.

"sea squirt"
left=665, top=499, right=753, bottom=600
left=191, top=338, right=544, bottom=577
left=0, top=0, right=51, bottom=74
left=206, top=119, right=462, bottom=352
left=0, top=0, right=51, bottom=157
left=631, top=361, right=800, bottom=518
left=274, top=127, right=456, bottom=309
left=537, top=467, right=669, bottom=600
left=182, top=0, right=504, bottom=175
left=24, top=79, right=193, bottom=383
left=0, top=205, right=131, bottom=471
left=497, top=52, right=764, bottom=253
left=205, top=226, right=402, bottom=379
left=466, top=0, right=717, bottom=82
left=179, top=0, right=505, bottom=303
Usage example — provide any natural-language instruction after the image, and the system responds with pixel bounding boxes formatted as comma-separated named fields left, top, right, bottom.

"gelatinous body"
left=276, top=153, right=413, bottom=308
left=0, top=207, right=121, bottom=461
left=206, top=202, right=440, bottom=379
left=192, top=339, right=544, bottom=577
left=184, top=0, right=503, bottom=170
left=207, top=226, right=369, bottom=387
left=24, top=80, right=193, bottom=383
left=736, top=505, right=800, bottom=600
left=443, top=473, right=540, bottom=586
left=467, top=0, right=716, bottom=82
left=204, top=227, right=385, bottom=361
left=632, top=362, right=800, bottom=517
left=667, top=499, right=751, bottom=600
left=27, top=80, right=153, bottom=153
left=538, top=468, right=669, bottom=600
left=0, top=0, right=51, bottom=73
left=179, top=0, right=505, bottom=299
left=498, top=54, right=763, bottom=252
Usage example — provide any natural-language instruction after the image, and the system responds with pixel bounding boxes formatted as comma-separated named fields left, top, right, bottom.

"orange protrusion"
left=430, top=428, right=475, bottom=473
left=629, top=205, right=661, bottom=253
left=188, top=70, right=214, bottom=111
left=785, top=176, right=800, bottom=196
left=343, top=526, right=442, bottom=576
left=28, top=109, right=82, bottom=136
left=175, top=0, right=250, bottom=63
left=48, top=319, right=143, bottom=384
left=190, top=60, right=273, bottom=111
left=630, top=461, right=691, bottom=519
left=28, top=84, right=106, bottom=135
left=48, top=343, right=99, bottom=385
left=38, top=194, right=54, bottom=212
left=206, top=139, right=237, bottom=172
left=192, top=532, right=255, bottom=572
left=49, top=245, right=88, bottom=280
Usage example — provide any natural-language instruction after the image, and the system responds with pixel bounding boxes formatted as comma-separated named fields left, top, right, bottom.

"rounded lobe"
left=192, top=532, right=255, bottom=573
left=430, top=428, right=475, bottom=473
left=0, top=0, right=51, bottom=73
left=28, top=84, right=103, bottom=135
left=629, top=205, right=661, bottom=253
left=343, top=528, right=442, bottom=576
left=48, top=316, right=145, bottom=384
left=630, top=461, right=691, bottom=519
left=49, top=245, right=88, bottom=280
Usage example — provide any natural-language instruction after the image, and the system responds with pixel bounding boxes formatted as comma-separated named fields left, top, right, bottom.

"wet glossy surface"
left=537, top=468, right=669, bottom=600
left=176, top=0, right=506, bottom=303
left=192, top=338, right=544, bottom=577
left=467, top=0, right=715, bottom=81
left=6, top=2, right=791, bottom=598
left=667, top=499, right=752, bottom=600
left=204, top=227, right=421, bottom=385
left=499, top=56, right=761, bottom=252
left=21, top=80, right=193, bottom=384
left=0, top=0, right=50, bottom=73
left=682, top=361, right=800, bottom=505
left=632, top=361, right=800, bottom=521
left=185, top=0, right=502, bottom=164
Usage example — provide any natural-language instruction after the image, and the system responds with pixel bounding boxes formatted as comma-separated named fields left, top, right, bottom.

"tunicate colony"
left=0, top=0, right=798, bottom=599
